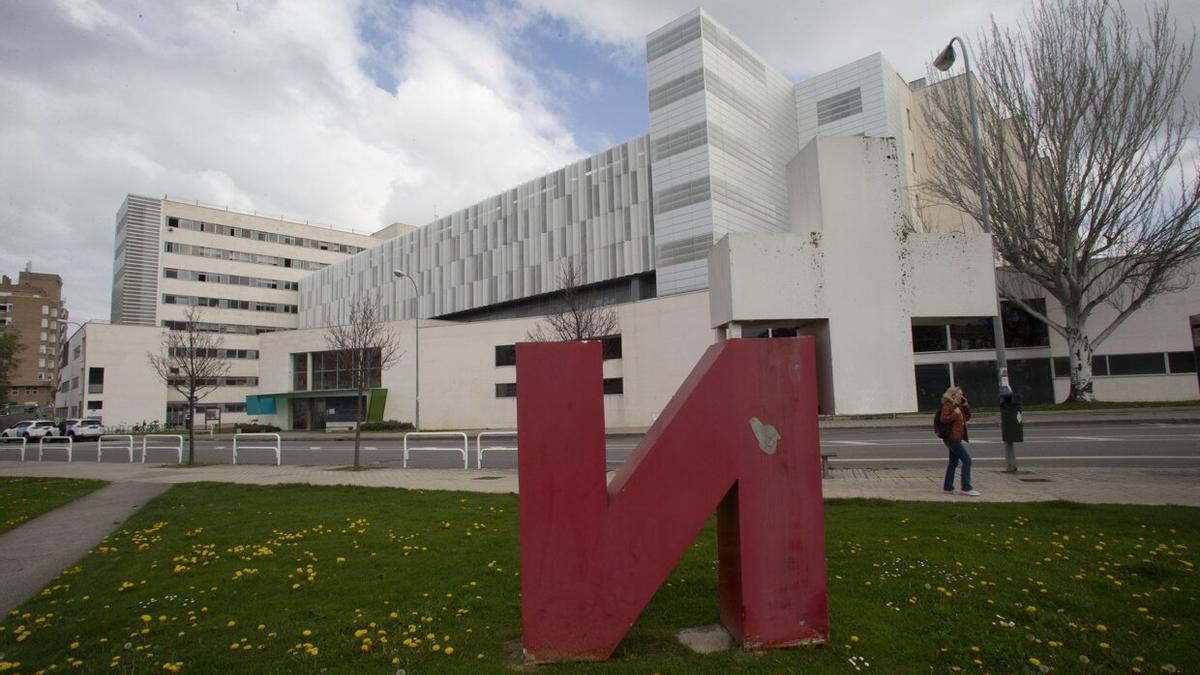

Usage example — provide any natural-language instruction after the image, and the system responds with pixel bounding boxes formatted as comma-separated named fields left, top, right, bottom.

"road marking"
left=308, top=446, right=321, bottom=450
left=365, top=446, right=377, bottom=450
left=1059, top=436, right=1118, bottom=442
left=214, top=445, right=225, bottom=449
left=826, top=440, right=877, bottom=446
left=830, top=455, right=1200, bottom=463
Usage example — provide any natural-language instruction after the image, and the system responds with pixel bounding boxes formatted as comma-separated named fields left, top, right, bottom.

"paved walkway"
left=0, top=481, right=170, bottom=617
left=1, top=461, right=1196, bottom=506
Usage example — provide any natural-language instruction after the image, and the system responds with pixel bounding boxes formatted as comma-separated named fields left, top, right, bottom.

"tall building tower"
left=0, top=266, right=67, bottom=412
left=106, top=195, right=386, bottom=425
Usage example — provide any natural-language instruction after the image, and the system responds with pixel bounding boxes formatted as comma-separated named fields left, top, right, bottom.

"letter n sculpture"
left=516, top=337, right=828, bottom=662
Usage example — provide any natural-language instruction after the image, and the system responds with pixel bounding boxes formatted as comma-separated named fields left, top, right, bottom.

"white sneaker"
left=962, top=489, right=981, bottom=497
left=944, top=488, right=959, bottom=495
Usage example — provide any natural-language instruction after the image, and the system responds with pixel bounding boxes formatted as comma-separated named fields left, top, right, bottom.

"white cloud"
left=0, top=0, right=583, bottom=322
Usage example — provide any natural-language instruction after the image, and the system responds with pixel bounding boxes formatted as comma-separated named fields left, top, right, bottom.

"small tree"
left=527, top=260, right=619, bottom=342
left=148, top=306, right=230, bottom=464
left=921, top=0, right=1200, bottom=402
left=0, top=327, right=23, bottom=404
left=323, top=295, right=402, bottom=469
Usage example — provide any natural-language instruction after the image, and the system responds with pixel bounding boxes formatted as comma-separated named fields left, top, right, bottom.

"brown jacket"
left=938, top=401, right=971, bottom=443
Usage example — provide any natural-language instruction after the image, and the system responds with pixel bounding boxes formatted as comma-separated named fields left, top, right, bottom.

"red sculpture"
left=516, top=337, right=828, bottom=662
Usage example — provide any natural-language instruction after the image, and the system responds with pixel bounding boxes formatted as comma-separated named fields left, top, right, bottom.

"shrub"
left=357, top=420, right=414, bottom=432
left=236, top=423, right=281, bottom=433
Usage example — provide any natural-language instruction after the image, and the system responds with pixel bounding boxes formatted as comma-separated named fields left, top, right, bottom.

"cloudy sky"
left=0, top=0, right=1195, bottom=322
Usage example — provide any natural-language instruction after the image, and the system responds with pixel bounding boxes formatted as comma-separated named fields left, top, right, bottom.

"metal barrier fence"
left=476, top=431, right=518, bottom=469
left=98, top=435, right=134, bottom=463
left=403, top=432, right=469, bottom=468
left=0, top=436, right=27, bottom=462
left=233, top=433, right=281, bottom=466
left=141, top=435, right=184, bottom=464
left=39, top=435, right=73, bottom=462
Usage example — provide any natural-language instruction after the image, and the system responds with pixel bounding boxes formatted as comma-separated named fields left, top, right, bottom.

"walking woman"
left=939, top=386, right=980, bottom=496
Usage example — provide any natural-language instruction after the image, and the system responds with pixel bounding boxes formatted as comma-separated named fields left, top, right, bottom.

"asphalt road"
left=6, top=421, right=1196, bottom=470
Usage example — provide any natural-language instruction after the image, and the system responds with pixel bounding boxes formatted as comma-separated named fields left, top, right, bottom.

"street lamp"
left=392, top=270, right=420, bottom=430
left=934, top=36, right=1017, bottom=473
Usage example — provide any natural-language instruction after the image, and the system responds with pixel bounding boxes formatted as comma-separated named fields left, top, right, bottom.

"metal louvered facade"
left=110, top=195, right=163, bottom=326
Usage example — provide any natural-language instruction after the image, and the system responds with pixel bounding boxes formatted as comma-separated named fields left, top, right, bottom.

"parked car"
left=65, top=418, right=105, bottom=440
left=0, top=420, right=60, bottom=440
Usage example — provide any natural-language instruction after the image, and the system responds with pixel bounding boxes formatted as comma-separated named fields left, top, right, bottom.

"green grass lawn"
left=0, top=484, right=1195, bottom=674
left=0, top=477, right=107, bottom=535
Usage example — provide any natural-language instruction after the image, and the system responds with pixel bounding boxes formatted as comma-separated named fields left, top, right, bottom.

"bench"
left=821, top=452, right=837, bottom=479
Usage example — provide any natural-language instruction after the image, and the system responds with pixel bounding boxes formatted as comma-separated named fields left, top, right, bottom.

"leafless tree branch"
left=526, top=260, right=620, bottom=342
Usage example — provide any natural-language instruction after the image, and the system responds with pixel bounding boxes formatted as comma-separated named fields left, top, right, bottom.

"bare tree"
left=323, top=295, right=402, bottom=469
left=147, top=306, right=231, bottom=464
left=921, top=0, right=1200, bottom=402
left=526, top=260, right=619, bottom=342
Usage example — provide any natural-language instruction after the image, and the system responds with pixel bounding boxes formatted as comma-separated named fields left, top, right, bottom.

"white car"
left=0, top=420, right=60, bottom=440
left=65, top=418, right=105, bottom=440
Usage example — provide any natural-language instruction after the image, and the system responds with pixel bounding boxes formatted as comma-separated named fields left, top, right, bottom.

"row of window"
left=164, top=242, right=326, bottom=271
left=494, top=335, right=623, bottom=366
left=167, top=217, right=366, bottom=254
left=167, top=347, right=259, bottom=360
left=1051, top=351, right=1196, bottom=378
left=166, top=402, right=247, bottom=414
left=292, top=349, right=384, bottom=392
left=913, top=300, right=1051, bottom=352
left=162, top=320, right=289, bottom=335
left=166, top=376, right=260, bottom=387
left=163, top=268, right=300, bottom=291
left=495, top=378, right=624, bottom=398
left=162, top=294, right=298, bottom=314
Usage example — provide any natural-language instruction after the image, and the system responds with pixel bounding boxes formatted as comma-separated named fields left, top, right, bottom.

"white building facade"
left=66, top=10, right=1197, bottom=431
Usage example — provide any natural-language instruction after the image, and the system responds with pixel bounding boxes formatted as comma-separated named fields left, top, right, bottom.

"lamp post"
left=934, top=36, right=1017, bottom=473
left=392, top=270, right=420, bottom=430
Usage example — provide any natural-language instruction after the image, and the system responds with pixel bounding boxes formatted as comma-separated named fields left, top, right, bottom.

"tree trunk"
left=353, top=389, right=362, bottom=469
left=187, top=397, right=196, bottom=465
left=1064, top=312, right=1096, bottom=404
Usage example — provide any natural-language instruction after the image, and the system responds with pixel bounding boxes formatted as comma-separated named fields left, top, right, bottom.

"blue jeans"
left=943, top=440, right=973, bottom=491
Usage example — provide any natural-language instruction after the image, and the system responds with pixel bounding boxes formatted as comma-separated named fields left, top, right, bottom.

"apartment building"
left=0, top=266, right=67, bottom=411
left=57, top=197, right=388, bottom=426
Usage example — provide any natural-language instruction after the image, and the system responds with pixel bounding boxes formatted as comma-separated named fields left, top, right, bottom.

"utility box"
left=1000, top=396, right=1024, bottom=443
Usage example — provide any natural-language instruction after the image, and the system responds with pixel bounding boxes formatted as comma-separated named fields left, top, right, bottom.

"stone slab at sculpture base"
left=676, top=625, right=736, bottom=654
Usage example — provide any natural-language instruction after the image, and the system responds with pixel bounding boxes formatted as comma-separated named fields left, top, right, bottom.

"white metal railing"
left=403, top=432, right=469, bottom=468
left=38, top=435, right=73, bottom=462
left=98, top=435, right=134, bottom=463
left=141, top=435, right=184, bottom=464
left=233, top=433, right=281, bottom=466
left=0, top=436, right=27, bottom=462
left=476, top=431, right=518, bottom=469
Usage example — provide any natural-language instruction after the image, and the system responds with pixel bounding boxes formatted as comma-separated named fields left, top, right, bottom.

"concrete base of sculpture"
left=676, top=625, right=736, bottom=654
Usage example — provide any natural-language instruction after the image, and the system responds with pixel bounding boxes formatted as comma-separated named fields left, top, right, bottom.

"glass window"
left=495, top=382, right=517, bottom=398
left=912, top=325, right=948, bottom=352
left=495, top=345, right=517, bottom=366
left=1107, top=353, right=1167, bottom=376
left=914, top=364, right=951, bottom=410
left=950, top=318, right=995, bottom=351
left=1001, top=299, right=1050, bottom=348
left=1167, top=351, right=1197, bottom=374
left=602, top=377, right=624, bottom=395
left=601, top=335, right=622, bottom=359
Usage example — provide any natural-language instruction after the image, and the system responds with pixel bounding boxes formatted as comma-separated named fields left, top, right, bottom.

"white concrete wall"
left=258, top=291, right=714, bottom=430
left=55, top=323, right=166, bottom=428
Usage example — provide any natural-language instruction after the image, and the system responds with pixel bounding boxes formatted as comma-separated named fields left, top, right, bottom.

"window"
left=306, top=349, right=381, bottom=391
left=816, top=87, right=863, bottom=125
left=1107, top=353, right=1167, bottom=376
left=40, top=318, right=48, bottom=328
left=0, top=304, right=10, bottom=312
left=602, top=378, right=624, bottom=395
left=1001, top=299, right=1050, bottom=348
left=1052, top=356, right=1109, bottom=378
left=495, top=345, right=517, bottom=366
left=71, top=377, right=79, bottom=390
left=89, top=367, right=104, bottom=394
left=495, top=382, right=517, bottom=398
left=912, top=325, right=949, bottom=352
left=950, top=318, right=994, bottom=351
left=87, top=400, right=102, bottom=411
left=1167, top=351, right=1197, bottom=374
left=293, top=353, right=309, bottom=391
left=601, top=335, right=622, bottom=360
left=41, top=305, right=48, bottom=315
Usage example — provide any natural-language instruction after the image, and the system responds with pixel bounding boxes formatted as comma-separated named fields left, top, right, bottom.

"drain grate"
left=1019, top=478, right=1052, bottom=482
left=474, top=476, right=503, bottom=481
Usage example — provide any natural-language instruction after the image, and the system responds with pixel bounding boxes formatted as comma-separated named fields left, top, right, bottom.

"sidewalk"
left=189, top=405, right=1197, bottom=440
left=1, top=461, right=1196, bottom=506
